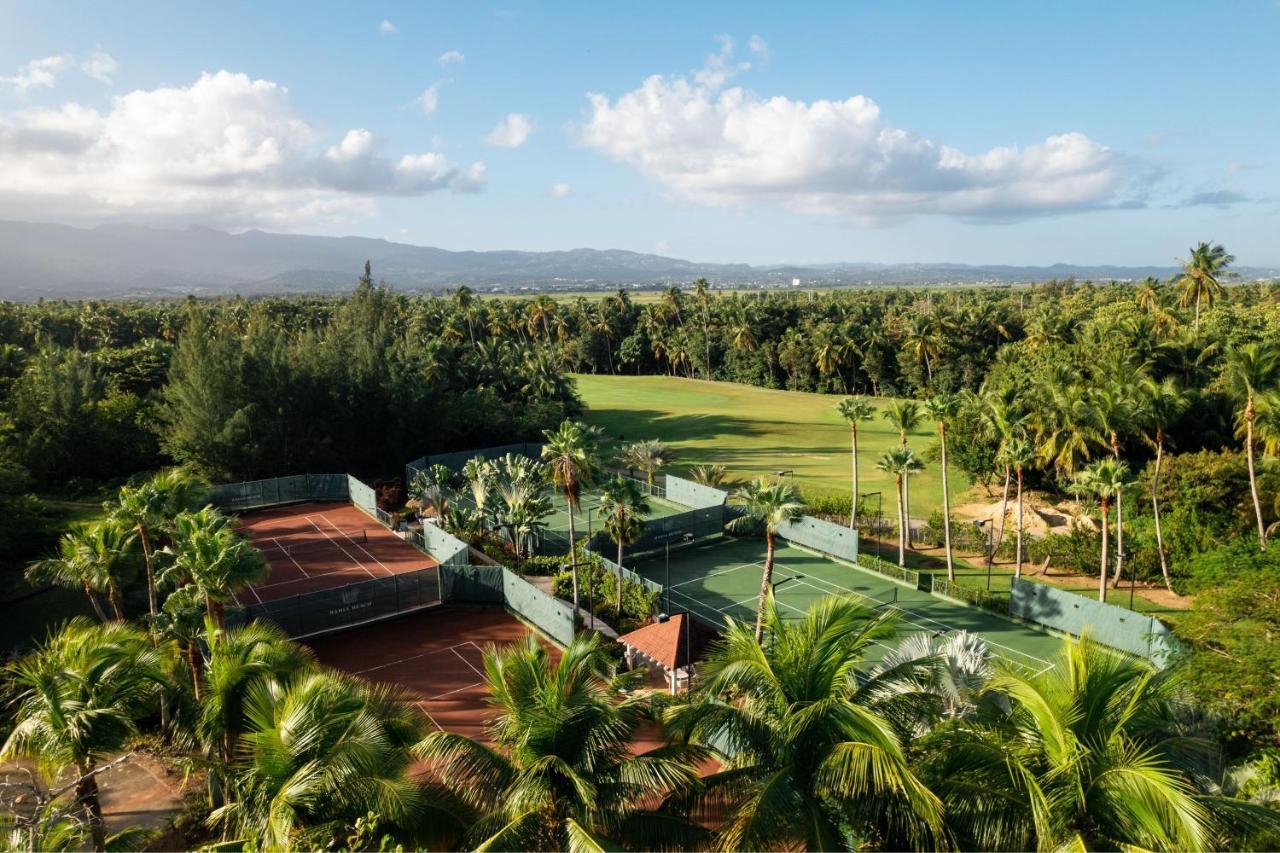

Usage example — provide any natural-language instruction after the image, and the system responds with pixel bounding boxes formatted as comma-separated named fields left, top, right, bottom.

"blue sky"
left=1, top=1, right=1276, bottom=266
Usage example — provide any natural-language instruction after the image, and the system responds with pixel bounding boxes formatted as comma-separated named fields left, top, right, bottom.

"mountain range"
left=0, top=220, right=1275, bottom=299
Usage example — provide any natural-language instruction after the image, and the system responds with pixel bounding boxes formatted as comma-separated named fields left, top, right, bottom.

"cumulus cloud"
left=1182, top=189, right=1248, bottom=207
left=580, top=43, right=1125, bottom=221
left=379, top=19, right=397, bottom=34
left=549, top=182, right=572, bottom=198
left=417, top=83, right=441, bottom=116
left=2, top=55, right=70, bottom=94
left=438, top=50, right=465, bottom=65
left=79, top=51, right=118, bottom=83
left=0, top=69, right=485, bottom=228
left=485, top=112, right=533, bottom=147
left=747, top=35, right=769, bottom=61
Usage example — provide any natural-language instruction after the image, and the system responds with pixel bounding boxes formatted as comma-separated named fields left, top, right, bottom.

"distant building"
left=792, top=277, right=801, bottom=287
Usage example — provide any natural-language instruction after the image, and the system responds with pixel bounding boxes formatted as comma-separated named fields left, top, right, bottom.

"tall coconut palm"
left=877, top=448, right=924, bottom=568
left=166, top=508, right=267, bottom=630
left=1225, top=342, right=1279, bottom=549
left=728, top=478, right=807, bottom=642
left=620, top=438, right=672, bottom=492
left=1176, top=241, right=1234, bottom=329
left=1090, top=379, right=1141, bottom=587
left=921, top=637, right=1234, bottom=851
left=1141, top=376, right=1191, bottom=588
left=2, top=620, right=171, bottom=852
left=597, top=475, right=650, bottom=613
left=664, top=596, right=944, bottom=850
left=836, top=396, right=876, bottom=529
left=1072, top=458, right=1130, bottom=602
left=542, top=421, right=601, bottom=614
left=882, top=400, right=923, bottom=542
left=925, top=393, right=960, bottom=580
left=111, top=469, right=203, bottom=629
left=415, top=634, right=705, bottom=852
left=213, top=671, right=457, bottom=850
left=982, top=388, right=1032, bottom=552
left=1001, top=436, right=1036, bottom=580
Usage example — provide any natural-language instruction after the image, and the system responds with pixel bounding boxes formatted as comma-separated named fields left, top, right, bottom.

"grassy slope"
left=572, top=374, right=962, bottom=516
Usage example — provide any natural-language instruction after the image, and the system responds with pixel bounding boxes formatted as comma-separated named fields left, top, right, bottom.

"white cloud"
left=379, top=19, right=397, bottom=34
left=0, top=69, right=484, bottom=228
left=654, top=239, right=671, bottom=255
left=747, top=35, right=770, bottom=61
left=437, top=50, right=465, bottom=65
left=549, top=182, right=572, bottom=198
left=580, top=43, right=1124, bottom=221
left=79, top=51, right=118, bottom=83
left=485, top=112, right=533, bottom=148
left=417, top=84, right=440, bottom=116
left=3, top=55, right=70, bottom=94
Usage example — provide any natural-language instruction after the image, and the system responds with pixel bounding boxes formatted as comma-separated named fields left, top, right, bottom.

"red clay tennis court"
left=308, top=607, right=558, bottom=741
left=234, top=501, right=437, bottom=606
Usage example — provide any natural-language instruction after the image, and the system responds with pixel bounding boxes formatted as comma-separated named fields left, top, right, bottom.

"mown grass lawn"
left=572, top=374, right=963, bottom=516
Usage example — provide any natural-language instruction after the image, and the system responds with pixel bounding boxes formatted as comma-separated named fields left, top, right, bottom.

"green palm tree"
left=835, top=397, right=876, bottom=529
left=665, top=596, right=944, bottom=850
left=415, top=634, right=705, bottom=851
left=922, top=637, right=1236, bottom=851
left=1000, top=436, right=1035, bottom=580
left=688, top=462, right=729, bottom=488
left=154, top=584, right=208, bottom=700
left=620, top=437, right=673, bottom=492
left=165, top=507, right=267, bottom=630
left=729, top=478, right=808, bottom=642
left=1176, top=241, right=1235, bottom=329
left=1225, top=342, right=1279, bottom=549
left=26, top=524, right=119, bottom=622
left=877, top=448, right=924, bottom=568
left=2, top=620, right=172, bottom=852
left=543, top=420, right=602, bottom=614
left=925, top=394, right=960, bottom=580
left=1141, top=376, right=1191, bottom=588
left=597, top=475, right=650, bottom=613
left=1072, top=458, right=1130, bottom=602
left=882, top=400, right=923, bottom=543
left=111, top=469, right=203, bottom=629
left=1090, top=378, right=1141, bottom=588
left=212, top=670, right=457, bottom=850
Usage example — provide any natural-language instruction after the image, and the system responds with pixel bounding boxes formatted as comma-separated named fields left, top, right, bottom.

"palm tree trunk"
left=1098, top=503, right=1110, bottom=603
left=83, top=581, right=109, bottom=622
left=1151, top=434, right=1172, bottom=589
left=1245, top=409, right=1268, bottom=550
left=939, top=424, right=954, bottom=581
left=616, top=535, right=624, bottom=614
left=754, top=531, right=775, bottom=644
left=566, top=493, right=580, bottom=615
left=903, top=469, right=912, bottom=549
left=139, top=524, right=158, bottom=622
left=207, top=593, right=224, bottom=631
left=1111, top=481, right=1126, bottom=589
left=994, top=466, right=1011, bottom=552
left=1015, top=466, right=1024, bottom=580
left=76, top=762, right=107, bottom=852
left=107, top=580, right=126, bottom=621
left=849, top=425, right=858, bottom=529
left=895, top=475, right=906, bottom=567
left=188, top=642, right=204, bottom=702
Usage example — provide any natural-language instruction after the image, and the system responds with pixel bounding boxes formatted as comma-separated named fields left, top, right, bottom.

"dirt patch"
left=951, top=491, right=1096, bottom=535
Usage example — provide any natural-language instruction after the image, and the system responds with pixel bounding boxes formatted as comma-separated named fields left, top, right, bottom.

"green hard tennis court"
left=545, top=487, right=688, bottom=537
left=629, top=536, right=1061, bottom=676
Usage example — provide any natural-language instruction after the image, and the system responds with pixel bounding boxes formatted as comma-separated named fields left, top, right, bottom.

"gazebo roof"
left=617, top=613, right=717, bottom=671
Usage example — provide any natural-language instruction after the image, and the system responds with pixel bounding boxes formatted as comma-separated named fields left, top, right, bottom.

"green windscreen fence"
left=779, top=516, right=859, bottom=564
left=585, top=547, right=664, bottom=598
left=413, top=522, right=471, bottom=568
left=665, top=474, right=728, bottom=509
left=1009, top=578, right=1179, bottom=667
left=405, top=442, right=543, bottom=484
left=208, top=474, right=348, bottom=512
left=227, top=566, right=441, bottom=640
left=441, top=564, right=576, bottom=647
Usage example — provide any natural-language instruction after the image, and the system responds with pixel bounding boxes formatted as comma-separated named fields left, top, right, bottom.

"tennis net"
left=257, top=530, right=368, bottom=557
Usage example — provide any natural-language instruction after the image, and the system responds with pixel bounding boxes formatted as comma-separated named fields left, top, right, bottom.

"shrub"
left=552, top=557, right=657, bottom=626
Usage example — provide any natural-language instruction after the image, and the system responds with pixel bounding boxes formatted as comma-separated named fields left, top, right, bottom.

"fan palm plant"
left=835, top=396, right=876, bottom=529
left=665, top=596, right=944, bottom=850
left=621, top=438, right=673, bottom=492
left=688, top=462, right=729, bottom=488
left=212, top=670, right=458, bottom=850
left=25, top=523, right=123, bottom=622
left=728, top=477, right=807, bottom=642
left=543, top=420, right=602, bottom=614
left=415, top=634, right=705, bottom=851
left=1224, top=342, right=1279, bottom=549
left=920, top=637, right=1241, bottom=851
left=925, top=393, right=960, bottom=580
left=1, top=620, right=172, bottom=852
left=597, top=475, right=650, bottom=613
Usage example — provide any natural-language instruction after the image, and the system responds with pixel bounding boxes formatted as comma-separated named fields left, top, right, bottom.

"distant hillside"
left=0, top=220, right=1275, bottom=299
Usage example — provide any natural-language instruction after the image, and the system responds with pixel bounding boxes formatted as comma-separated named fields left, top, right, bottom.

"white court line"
left=269, top=536, right=311, bottom=578
left=668, top=561, right=765, bottom=589
left=303, top=516, right=377, bottom=580
left=414, top=700, right=442, bottom=730
left=311, top=514, right=395, bottom=577
left=250, top=563, right=372, bottom=592
left=426, top=681, right=488, bottom=701
left=354, top=643, right=474, bottom=676
left=451, top=647, right=486, bottom=679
